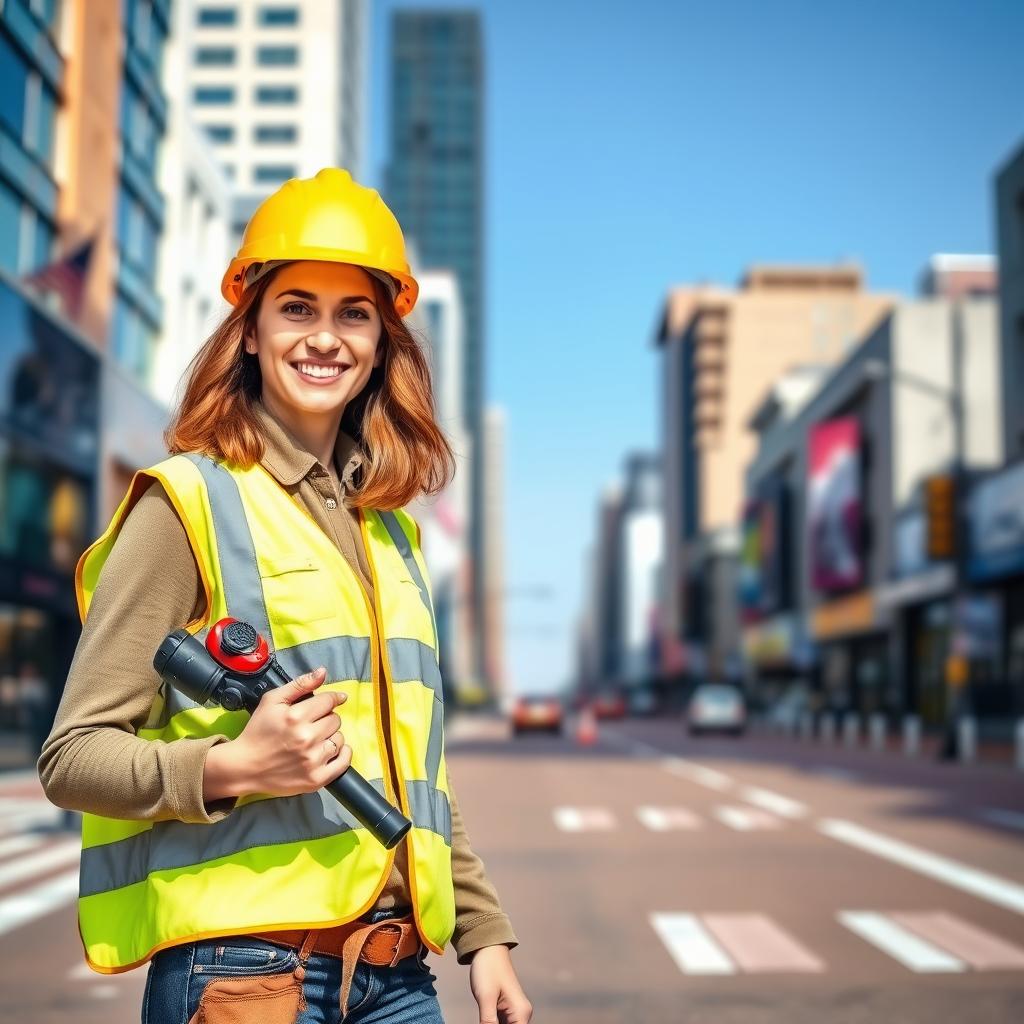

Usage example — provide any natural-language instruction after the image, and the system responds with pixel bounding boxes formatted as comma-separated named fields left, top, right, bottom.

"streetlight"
left=861, top=323, right=968, bottom=760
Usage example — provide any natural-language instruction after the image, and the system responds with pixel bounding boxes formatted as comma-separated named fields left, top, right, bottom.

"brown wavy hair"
left=164, top=264, right=455, bottom=510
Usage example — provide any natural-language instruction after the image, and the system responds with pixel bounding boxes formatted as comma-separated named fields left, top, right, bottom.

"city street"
left=2, top=714, right=1024, bottom=1022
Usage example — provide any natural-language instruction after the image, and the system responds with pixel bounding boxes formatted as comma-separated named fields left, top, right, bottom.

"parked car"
left=591, top=690, right=627, bottom=720
left=511, top=693, right=564, bottom=735
left=686, top=683, right=746, bottom=736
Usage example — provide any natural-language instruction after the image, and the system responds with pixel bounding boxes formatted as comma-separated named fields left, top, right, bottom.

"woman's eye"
left=282, top=302, right=308, bottom=315
left=342, top=307, right=369, bottom=319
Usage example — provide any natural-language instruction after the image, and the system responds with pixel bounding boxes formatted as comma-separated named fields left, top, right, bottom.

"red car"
left=591, top=691, right=627, bottom=720
left=511, top=694, right=564, bottom=735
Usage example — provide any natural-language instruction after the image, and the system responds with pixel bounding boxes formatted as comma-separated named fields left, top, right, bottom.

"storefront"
left=0, top=275, right=100, bottom=762
left=965, top=462, right=1024, bottom=722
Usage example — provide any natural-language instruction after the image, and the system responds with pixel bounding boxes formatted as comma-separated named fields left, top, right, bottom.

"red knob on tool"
left=205, top=617, right=270, bottom=675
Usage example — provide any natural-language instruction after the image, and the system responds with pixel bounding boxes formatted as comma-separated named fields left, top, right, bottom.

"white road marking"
left=0, top=833, right=46, bottom=861
left=68, top=961, right=95, bottom=980
left=636, top=806, right=702, bottom=831
left=820, top=819, right=1024, bottom=916
left=661, top=757, right=734, bottom=792
left=552, top=807, right=616, bottom=831
left=978, top=808, right=1024, bottom=832
left=714, top=805, right=782, bottom=831
left=702, top=913, right=824, bottom=972
left=740, top=786, right=808, bottom=819
left=0, top=838, right=80, bottom=889
left=838, top=911, right=966, bottom=972
left=650, top=913, right=735, bottom=975
left=0, top=868, right=80, bottom=936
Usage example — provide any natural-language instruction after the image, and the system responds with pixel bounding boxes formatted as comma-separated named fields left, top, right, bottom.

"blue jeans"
left=142, top=906, right=445, bottom=1023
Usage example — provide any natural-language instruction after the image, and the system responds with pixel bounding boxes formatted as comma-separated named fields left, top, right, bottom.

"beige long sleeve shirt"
left=37, top=398, right=517, bottom=966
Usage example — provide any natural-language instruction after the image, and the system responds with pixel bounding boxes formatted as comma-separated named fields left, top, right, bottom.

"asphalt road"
left=2, top=712, right=1024, bottom=1023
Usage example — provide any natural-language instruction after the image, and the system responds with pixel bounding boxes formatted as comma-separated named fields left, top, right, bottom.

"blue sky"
left=367, top=0, right=1024, bottom=694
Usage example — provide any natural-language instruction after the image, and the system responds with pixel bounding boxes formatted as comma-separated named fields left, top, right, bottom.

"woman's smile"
left=291, top=359, right=352, bottom=384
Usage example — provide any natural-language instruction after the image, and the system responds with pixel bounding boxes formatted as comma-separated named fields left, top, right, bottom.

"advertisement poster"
left=808, top=417, right=863, bottom=592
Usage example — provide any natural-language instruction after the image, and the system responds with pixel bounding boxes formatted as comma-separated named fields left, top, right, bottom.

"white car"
left=686, top=684, right=746, bottom=736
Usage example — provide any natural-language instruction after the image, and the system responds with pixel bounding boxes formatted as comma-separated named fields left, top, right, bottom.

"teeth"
left=296, top=363, right=342, bottom=379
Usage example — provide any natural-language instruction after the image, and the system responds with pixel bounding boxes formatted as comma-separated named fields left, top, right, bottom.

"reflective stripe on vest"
left=74, top=453, right=455, bottom=972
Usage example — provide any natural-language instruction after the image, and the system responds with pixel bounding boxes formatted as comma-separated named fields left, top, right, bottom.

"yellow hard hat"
left=220, top=167, right=418, bottom=316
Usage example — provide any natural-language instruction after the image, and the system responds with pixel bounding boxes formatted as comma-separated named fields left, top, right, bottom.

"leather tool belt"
left=246, top=913, right=422, bottom=1020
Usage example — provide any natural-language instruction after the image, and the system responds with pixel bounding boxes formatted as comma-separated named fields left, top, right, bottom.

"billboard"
left=739, top=478, right=788, bottom=621
left=808, top=417, right=863, bottom=592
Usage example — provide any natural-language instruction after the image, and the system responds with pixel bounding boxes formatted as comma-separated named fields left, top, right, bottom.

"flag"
left=21, top=233, right=95, bottom=320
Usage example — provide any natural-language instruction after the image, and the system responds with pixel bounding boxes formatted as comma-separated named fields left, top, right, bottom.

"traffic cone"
left=576, top=705, right=598, bottom=746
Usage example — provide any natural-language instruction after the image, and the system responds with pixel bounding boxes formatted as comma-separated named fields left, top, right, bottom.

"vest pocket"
left=259, top=553, right=338, bottom=625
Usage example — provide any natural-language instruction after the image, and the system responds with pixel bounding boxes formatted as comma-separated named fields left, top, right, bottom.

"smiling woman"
left=39, top=167, right=533, bottom=1024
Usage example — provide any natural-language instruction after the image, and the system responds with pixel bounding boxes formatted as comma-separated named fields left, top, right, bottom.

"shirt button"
left=325, top=497, right=338, bottom=510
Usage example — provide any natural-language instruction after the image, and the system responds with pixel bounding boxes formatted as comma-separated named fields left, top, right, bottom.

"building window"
left=254, top=164, right=295, bottom=184
left=113, top=292, right=156, bottom=384
left=197, top=6, right=237, bottom=25
left=195, top=46, right=236, bottom=66
left=255, top=85, right=298, bottom=104
left=254, top=124, right=296, bottom=144
left=0, top=179, right=20, bottom=275
left=0, top=31, right=28, bottom=143
left=259, top=6, right=299, bottom=26
left=256, top=45, right=298, bottom=66
left=194, top=85, right=235, bottom=104
left=204, top=124, right=234, bottom=143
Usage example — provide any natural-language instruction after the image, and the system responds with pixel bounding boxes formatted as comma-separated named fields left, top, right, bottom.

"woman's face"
left=246, top=260, right=383, bottom=419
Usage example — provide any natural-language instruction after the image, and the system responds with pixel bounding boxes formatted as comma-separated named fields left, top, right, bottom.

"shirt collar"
left=252, top=398, right=365, bottom=494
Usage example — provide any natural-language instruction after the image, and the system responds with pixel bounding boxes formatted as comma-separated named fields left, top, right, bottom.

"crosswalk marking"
left=702, top=914, right=824, bottom=972
left=838, top=911, right=966, bottom=972
left=714, top=805, right=782, bottom=831
left=889, top=911, right=1024, bottom=970
left=820, top=819, right=1024, bottom=916
left=660, top=758, right=734, bottom=792
left=740, top=786, right=808, bottom=820
left=0, top=868, right=79, bottom=937
left=0, top=833, right=47, bottom=861
left=0, top=838, right=79, bottom=889
left=650, top=913, right=735, bottom=974
left=552, top=807, right=616, bottom=831
left=636, top=806, right=702, bottom=831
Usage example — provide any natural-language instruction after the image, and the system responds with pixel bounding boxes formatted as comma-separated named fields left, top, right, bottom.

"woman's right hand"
left=231, top=666, right=353, bottom=798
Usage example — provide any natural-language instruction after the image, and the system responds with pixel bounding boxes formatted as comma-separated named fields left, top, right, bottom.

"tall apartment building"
left=0, top=0, right=176, bottom=765
left=996, top=141, right=1024, bottom=460
left=185, top=0, right=367, bottom=240
left=655, top=265, right=896, bottom=682
left=384, top=10, right=489, bottom=686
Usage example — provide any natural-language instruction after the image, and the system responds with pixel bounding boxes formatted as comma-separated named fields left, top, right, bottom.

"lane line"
left=0, top=839, right=80, bottom=889
left=838, top=911, right=966, bottom=972
left=703, top=913, right=824, bottom=972
left=0, top=833, right=46, bottom=861
left=552, top=807, right=616, bottom=832
left=649, top=913, right=736, bottom=975
left=636, top=806, right=702, bottom=831
left=661, top=758, right=734, bottom=792
left=890, top=912, right=1024, bottom=970
left=0, top=868, right=80, bottom=936
left=820, top=819, right=1024, bottom=916
left=714, top=806, right=782, bottom=832
left=740, top=786, right=808, bottom=820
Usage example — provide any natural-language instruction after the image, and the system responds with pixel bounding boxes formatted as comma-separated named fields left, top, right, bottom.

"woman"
left=38, top=168, right=533, bottom=1024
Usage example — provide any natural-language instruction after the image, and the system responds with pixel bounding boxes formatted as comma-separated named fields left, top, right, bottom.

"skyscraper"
left=185, top=0, right=367, bottom=241
left=385, top=10, right=488, bottom=685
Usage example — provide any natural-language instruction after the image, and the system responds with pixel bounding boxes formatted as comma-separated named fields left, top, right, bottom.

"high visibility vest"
left=73, top=453, right=455, bottom=973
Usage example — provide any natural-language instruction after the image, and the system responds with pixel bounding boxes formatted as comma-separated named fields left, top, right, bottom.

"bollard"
left=843, top=712, right=860, bottom=748
left=1016, top=719, right=1024, bottom=772
left=869, top=712, right=886, bottom=751
left=800, top=711, right=814, bottom=740
left=903, top=714, right=920, bottom=757
left=819, top=713, right=835, bottom=744
left=957, top=716, right=976, bottom=763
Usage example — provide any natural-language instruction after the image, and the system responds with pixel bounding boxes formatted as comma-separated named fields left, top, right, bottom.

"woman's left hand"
left=468, top=944, right=533, bottom=1023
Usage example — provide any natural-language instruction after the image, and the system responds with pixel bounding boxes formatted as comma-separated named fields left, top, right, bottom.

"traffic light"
left=925, top=474, right=955, bottom=560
